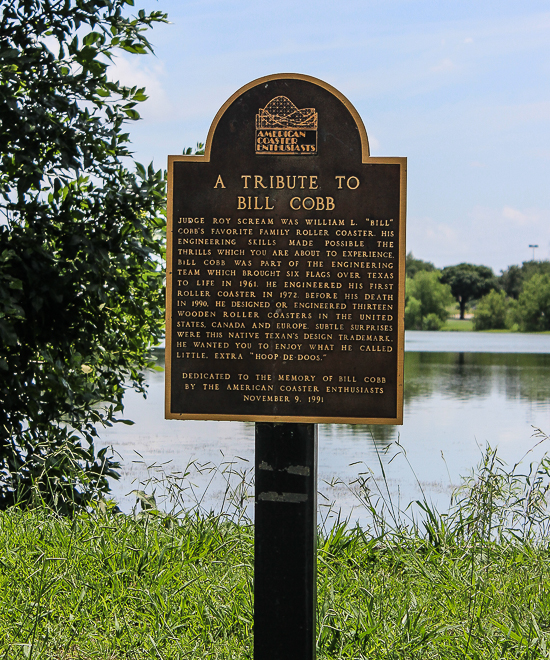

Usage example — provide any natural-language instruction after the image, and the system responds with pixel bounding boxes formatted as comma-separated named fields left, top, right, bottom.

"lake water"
left=98, top=331, right=550, bottom=525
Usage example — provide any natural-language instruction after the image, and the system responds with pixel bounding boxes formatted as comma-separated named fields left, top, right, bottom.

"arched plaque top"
left=202, top=73, right=370, bottom=163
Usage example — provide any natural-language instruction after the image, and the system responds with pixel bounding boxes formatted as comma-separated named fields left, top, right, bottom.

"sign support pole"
left=254, top=422, right=318, bottom=660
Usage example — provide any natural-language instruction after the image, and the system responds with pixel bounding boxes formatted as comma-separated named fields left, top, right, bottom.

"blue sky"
left=114, top=0, right=550, bottom=272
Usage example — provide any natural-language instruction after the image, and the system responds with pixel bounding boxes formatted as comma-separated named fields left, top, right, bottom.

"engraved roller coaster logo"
left=255, top=96, right=318, bottom=155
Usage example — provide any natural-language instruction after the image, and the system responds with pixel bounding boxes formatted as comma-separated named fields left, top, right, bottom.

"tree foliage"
left=473, top=290, right=512, bottom=331
left=513, top=274, right=550, bottom=332
left=405, top=252, right=436, bottom=279
left=499, top=260, right=550, bottom=299
left=440, top=263, right=496, bottom=320
left=0, top=0, right=167, bottom=511
left=499, top=264, right=523, bottom=300
left=405, top=271, right=453, bottom=331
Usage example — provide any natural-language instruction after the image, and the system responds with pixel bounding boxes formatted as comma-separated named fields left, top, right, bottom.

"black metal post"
left=254, top=422, right=318, bottom=660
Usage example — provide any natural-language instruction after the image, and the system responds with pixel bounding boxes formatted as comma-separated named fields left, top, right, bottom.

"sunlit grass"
left=0, top=507, right=254, bottom=658
left=441, top=318, right=474, bottom=331
left=2, top=433, right=550, bottom=658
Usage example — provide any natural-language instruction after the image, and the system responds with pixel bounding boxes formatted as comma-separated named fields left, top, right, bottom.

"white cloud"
left=407, top=205, right=550, bottom=271
left=469, top=205, right=547, bottom=229
left=483, top=101, right=550, bottom=130
left=424, top=221, right=459, bottom=243
left=464, top=206, right=550, bottom=268
left=109, top=55, right=173, bottom=122
left=407, top=215, right=467, bottom=265
left=368, top=134, right=381, bottom=153
left=431, top=58, right=455, bottom=73
left=502, top=206, right=529, bottom=225
left=499, top=205, right=548, bottom=229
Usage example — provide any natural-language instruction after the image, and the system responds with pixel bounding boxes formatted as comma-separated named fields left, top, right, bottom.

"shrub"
left=473, top=289, right=510, bottom=330
left=514, top=273, right=550, bottom=331
left=405, top=271, right=453, bottom=330
left=423, top=312, right=444, bottom=331
left=404, top=294, right=422, bottom=330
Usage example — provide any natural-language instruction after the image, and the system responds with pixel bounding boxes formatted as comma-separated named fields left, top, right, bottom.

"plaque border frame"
left=165, top=73, right=406, bottom=425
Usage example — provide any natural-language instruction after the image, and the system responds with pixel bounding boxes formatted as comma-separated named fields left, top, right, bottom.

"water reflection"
left=322, top=422, right=395, bottom=447
left=405, top=352, right=550, bottom=405
left=151, top=345, right=550, bottom=408
left=331, top=352, right=550, bottom=446
left=99, top=343, right=550, bottom=522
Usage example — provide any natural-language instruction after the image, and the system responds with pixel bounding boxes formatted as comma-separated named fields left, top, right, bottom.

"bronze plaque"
left=166, top=74, right=406, bottom=424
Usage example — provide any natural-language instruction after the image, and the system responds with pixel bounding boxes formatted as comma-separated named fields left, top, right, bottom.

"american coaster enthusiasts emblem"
left=255, top=96, right=318, bottom=155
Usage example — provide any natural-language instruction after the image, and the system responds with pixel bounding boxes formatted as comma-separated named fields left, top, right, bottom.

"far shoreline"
left=439, top=318, right=550, bottom=334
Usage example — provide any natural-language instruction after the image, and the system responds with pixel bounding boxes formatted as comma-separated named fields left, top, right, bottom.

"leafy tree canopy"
left=440, top=263, right=496, bottom=320
left=0, top=0, right=167, bottom=511
left=514, top=274, right=550, bottom=332
left=499, top=261, right=550, bottom=299
left=405, top=252, right=437, bottom=279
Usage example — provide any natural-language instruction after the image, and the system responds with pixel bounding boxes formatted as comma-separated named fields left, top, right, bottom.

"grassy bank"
left=2, top=446, right=550, bottom=659
left=441, top=318, right=474, bottom=331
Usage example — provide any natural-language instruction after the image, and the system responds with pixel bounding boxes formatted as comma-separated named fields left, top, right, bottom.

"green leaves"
left=82, top=30, right=105, bottom=47
left=473, top=290, right=513, bottom=331
left=405, top=271, right=454, bottom=331
left=0, top=0, right=168, bottom=511
left=515, top=274, right=550, bottom=332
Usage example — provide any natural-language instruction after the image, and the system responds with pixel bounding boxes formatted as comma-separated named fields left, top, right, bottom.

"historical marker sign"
left=166, top=74, right=406, bottom=424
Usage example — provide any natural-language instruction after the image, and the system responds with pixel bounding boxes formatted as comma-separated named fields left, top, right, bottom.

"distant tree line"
left=405, top=254, right=550, bottom=332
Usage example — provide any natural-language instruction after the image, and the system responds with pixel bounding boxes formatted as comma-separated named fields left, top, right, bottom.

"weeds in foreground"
left=1, top=431, right=550, bottom=658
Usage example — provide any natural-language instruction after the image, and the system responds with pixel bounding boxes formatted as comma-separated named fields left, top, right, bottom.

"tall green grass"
left=2, top=432, right=550, bottom=658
